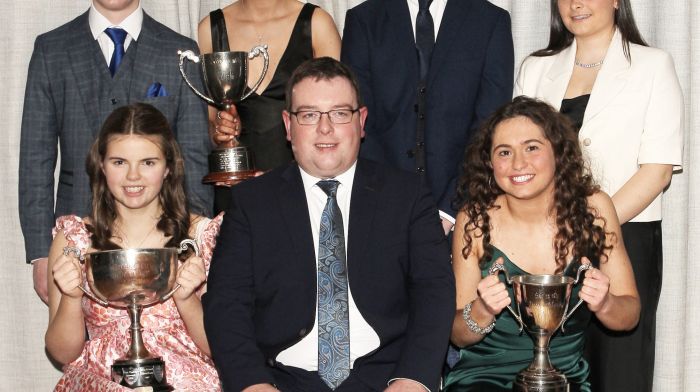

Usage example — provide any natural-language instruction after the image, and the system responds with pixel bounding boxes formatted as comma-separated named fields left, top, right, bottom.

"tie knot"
left=105, top=27, right=127, bottom=46
left=317, top=180, right=340, bottom=198
left=418, top=0, right=433, bottom=11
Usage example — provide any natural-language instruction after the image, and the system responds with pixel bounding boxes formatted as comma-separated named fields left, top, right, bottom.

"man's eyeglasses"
left=289, top=108, right=360, bottom=125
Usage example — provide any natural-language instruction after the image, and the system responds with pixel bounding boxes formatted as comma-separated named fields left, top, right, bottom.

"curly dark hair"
left=454, top=96, right=610, bottom=273
left=85, top=103, right=192, bottom=257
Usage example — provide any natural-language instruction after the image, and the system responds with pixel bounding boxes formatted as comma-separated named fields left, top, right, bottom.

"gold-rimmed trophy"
left=489, top=261, right=591, bottom=392
left=64, top=239, right=199, bottom=391
left=178, top=46, right=269, bottom=184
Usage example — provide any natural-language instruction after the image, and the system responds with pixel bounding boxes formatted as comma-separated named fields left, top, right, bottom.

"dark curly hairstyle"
left=454, top=96, right=610, bottom=273
left=85, top=103, right=192, bottom=257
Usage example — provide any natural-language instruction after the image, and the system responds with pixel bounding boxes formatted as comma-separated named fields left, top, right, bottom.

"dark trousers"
left=585, top=221, right=662, bottom=392
left=270, top=364, right=378, bottom=392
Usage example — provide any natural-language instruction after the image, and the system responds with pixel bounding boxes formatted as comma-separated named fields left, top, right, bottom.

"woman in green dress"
left=444, top=96, right=640, bottom=391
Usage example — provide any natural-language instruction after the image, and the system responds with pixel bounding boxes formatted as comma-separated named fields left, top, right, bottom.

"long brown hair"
left=85, top=103, right=191, bottom=253
left=532, top=0, right=647, bottom=61
left=454, top=96, right=610, bottom=272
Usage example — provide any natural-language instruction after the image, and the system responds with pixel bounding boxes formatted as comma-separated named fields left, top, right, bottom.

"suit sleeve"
left=19, top=37, right=58, bottom=262
left=173, top=41, right=213, bottom=216
left=202, top=190, right=276, bottom=391
left=341, top=9, right=375, bottom=125
left=392, top=180, right=455, bottom=390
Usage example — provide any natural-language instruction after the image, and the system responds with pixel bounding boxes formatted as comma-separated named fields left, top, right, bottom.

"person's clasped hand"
left=213, top=106, right=242, bottom=146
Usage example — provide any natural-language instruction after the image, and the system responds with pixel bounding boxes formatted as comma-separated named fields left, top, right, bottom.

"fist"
left=173, top=256, right=206, bottom=301
left=579, top=265, right=611, bottom=313
left=52, top=254, right=84, bottom=299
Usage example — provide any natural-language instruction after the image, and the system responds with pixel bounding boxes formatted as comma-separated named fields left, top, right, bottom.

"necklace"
left=114, top=222, right=159, bottom=249
left=575, top=58, right=604, bottom=68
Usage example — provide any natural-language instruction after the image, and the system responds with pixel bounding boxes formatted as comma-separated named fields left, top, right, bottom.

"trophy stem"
left=125, top=301, right=154, bottom=360
left=529, top=333, right=555, bottom=372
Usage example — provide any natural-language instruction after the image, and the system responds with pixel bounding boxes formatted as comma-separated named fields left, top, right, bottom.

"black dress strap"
left=210, top=9, right=230, bottom=52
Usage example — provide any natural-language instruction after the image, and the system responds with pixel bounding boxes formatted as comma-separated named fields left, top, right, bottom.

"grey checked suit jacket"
left=19, top=11, right=213, bottom=262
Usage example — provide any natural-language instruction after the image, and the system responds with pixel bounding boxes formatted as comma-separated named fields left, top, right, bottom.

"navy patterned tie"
left=316, top=180, right=350, bottom=389
left=416, top=0, right=435, bottom=80
left=105, top=27, right=127, bottom=77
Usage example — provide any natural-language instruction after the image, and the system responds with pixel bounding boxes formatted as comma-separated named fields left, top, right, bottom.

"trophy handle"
left=488, top=261, right=524, bottom=332
left=61, top=246, right=109, bottom=306
left=240, top=45, right=270, bottom=101
left=559, top=262, right=593, bottom=332
left=161, top=239, right=201, bottom=302
left=178, top=50, right=216, bottom=105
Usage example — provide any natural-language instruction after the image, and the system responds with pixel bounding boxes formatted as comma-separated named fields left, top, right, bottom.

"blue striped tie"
left=316, top=180, right=350, bottom=389
left=105, top=27, right=127, bottom=77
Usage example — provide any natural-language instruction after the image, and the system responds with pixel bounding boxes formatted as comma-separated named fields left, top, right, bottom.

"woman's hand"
left=476, top=258, right=511, bottom=316
left=173, top=255, right=207, bottom=301
left=579, top=259, right=611, bottom=313
left=51, top=254, right=84, bottom=299
left=213, top=106, right=242, bottom=146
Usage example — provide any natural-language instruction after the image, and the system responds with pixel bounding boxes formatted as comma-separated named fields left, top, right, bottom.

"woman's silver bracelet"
left=463, top=300, right=496, bottom=335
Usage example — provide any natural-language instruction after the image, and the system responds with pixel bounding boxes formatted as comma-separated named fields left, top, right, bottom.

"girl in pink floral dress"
left=46, top=103, right=222, bottom=391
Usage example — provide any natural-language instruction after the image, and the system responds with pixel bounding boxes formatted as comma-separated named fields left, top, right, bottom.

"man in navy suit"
left=203, top=58, right=455, bottom=392
left=341, top=0, right=514, bottom=233
left=19, top=0, right=211, bottom=303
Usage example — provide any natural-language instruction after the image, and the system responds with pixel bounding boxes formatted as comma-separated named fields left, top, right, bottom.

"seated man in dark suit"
left=203, top=57, right=455, bottom=392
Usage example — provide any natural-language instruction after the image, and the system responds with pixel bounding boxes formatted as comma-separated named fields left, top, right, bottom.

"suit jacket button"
left=583, top=138, right=592, bottom=146
left=111, top=98, right=118, bottom=105
left=416, top=167, right=425, bottom=173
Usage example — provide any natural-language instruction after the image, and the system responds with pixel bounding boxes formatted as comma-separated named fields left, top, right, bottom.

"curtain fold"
left=1, top=1, right=695, bottom=390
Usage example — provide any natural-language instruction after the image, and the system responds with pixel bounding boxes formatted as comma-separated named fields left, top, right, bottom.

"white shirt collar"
left=89, top=1, right=143, bottom=41
left=298, top=162, right=357, bottom=194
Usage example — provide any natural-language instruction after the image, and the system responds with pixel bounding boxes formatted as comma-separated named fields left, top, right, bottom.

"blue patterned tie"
left=316, top=180, right=350, bottom=389
left=416, top=0, right=435, bottom=80
left=105, top=27, right=127, bottom=77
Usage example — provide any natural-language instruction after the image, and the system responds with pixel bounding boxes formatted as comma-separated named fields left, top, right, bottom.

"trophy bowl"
left=490, top=262, right=591, bottom=392
left=178, top=47, right=269, bottom=184
left=64, top=239, right=198, bottom=391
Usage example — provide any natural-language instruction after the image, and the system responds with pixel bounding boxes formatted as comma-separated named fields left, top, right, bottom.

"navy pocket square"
left=146, top=82, right=167, bottom=98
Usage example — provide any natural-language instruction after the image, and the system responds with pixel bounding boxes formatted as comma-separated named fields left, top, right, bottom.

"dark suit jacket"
left=341, top=0, right=514, bottom=215
left=18, top=10, right=212, bottom=261
left=203, top=159, right=455, bottom=391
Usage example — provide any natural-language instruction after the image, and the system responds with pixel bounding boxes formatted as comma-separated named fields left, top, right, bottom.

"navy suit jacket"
left=203, top=159, right=455, bottom=391
left=341, top=0, right=514, bottom=216
left=18, top=11, right=212, bottom=261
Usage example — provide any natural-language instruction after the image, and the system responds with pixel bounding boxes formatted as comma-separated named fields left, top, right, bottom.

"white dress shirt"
left=275, top=163, right=381, bottom=369
left=89, top=2, right=143, bottom=66
left=407, top=0, right=447, bottom=41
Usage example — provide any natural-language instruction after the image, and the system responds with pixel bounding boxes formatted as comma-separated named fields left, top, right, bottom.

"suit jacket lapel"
left=279, top=164, right=317, bottom=277
left=386, top=0, right=419, bottom=81
left=127, top=12, right=160, bottom=99
left=67, top=11, right=105, bottom=134
left=427, top=0, right=472, bottom=85
left=347, top=160, right=379, bottom=288
left=583, top=29, right=630, bottom=125
left=540, top=43, right=577, bottom=110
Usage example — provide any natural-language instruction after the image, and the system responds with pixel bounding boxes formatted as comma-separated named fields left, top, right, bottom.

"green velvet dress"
left=443, top=248, right=592, bottom=392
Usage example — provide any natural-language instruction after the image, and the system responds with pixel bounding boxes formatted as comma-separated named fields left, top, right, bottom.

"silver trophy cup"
left=178, top=47, right=269, bottom=184
left=489, top=262, right=591, bottom=392
left=63, top=239, right=199, bottom=391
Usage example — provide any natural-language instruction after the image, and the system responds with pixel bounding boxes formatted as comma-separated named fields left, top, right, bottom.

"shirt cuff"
left=30, top=257, right=48, bottom=265
left=387, top=378, right=431, bottom=392
left=438, top=210, right=455, bottom=231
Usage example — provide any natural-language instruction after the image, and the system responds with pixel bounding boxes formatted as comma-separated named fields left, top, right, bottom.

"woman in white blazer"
left=515, top=1, right=683, bottom=391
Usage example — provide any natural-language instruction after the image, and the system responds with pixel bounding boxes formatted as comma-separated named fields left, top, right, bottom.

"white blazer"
left=515, top=29, right=683, bottom=222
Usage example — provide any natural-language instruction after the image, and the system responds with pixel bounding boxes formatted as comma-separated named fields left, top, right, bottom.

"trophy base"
left=513, top=369, right=569, bottom=392
left=111, top=357, right=174, bottom=391
left=203, top=169, right=258, bottom=185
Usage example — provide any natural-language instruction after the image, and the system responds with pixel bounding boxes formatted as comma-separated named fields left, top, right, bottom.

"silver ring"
left=216, top=111, right=222, bottom=120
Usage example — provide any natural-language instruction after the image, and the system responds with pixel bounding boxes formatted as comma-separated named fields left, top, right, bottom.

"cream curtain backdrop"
left=0, top=0, right=694, bottom=390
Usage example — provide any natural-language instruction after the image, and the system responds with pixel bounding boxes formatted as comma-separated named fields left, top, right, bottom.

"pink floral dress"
left=52, top=214, right=223, bottom=392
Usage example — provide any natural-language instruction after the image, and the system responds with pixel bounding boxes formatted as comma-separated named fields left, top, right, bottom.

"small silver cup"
left=178, top=47, right=270, bottom=184
left=63, top=239, right=199, bottom=391
left=489, top=261, right=591, bottom=392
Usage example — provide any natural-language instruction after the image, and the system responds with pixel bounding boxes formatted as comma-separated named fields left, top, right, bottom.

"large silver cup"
left=489, top=262, right=591, bottom=392
left=178, top=47, right=270, bottom=184
left=63, top=239, right=199, bottom=391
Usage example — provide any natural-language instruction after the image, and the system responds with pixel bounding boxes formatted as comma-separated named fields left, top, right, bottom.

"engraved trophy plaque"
left=64, top=239, right=199, bottom=391
left=178, top=46, right=269, bottom=184
left=490, top=262, right=591, bottom=392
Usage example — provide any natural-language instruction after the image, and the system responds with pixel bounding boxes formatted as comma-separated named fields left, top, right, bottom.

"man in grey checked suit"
left=19, top=0, right=212, bottom=303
